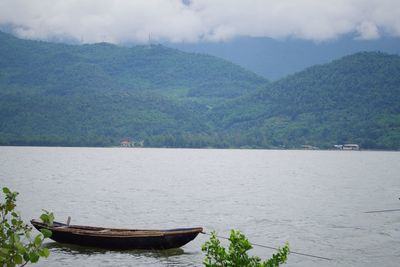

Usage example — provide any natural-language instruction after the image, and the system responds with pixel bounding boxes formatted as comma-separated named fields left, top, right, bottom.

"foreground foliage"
left=0, top=187, right=52, bottom=266
left=202, top=230, right=289, bottom=267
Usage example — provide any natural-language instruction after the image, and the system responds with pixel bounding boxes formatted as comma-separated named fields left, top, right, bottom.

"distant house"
left=342, top=144, right=359, bottom=150
left=120, top=139, right=133, bottom=147
left=334, top=144, right=360, bottom=150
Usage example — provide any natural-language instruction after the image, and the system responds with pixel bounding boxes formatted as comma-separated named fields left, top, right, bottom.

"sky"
left=1, top=0, right=400, bottom=44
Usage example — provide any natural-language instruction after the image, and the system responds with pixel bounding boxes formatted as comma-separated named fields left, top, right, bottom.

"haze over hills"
left=0, top=31, right=399, bottom=149
left=169, top=36, right=400, bottom=80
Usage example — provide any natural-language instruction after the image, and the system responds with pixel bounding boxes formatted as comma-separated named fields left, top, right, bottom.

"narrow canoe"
left=31, top=219, right=203, bottom=250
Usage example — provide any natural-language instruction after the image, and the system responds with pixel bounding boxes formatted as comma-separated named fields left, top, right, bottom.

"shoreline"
left=0, top=144, right=398, bottom=152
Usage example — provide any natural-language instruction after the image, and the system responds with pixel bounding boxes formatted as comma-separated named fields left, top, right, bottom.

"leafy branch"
left=202, top=230, right=289, bottom=267
left=0, top=187, right=52, bottom=267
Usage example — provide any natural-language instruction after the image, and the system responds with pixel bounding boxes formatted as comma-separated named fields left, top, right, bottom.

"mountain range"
left=0, top=31, right=399, bottom=149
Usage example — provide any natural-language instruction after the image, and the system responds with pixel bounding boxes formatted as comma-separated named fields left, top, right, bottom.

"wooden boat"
left=31, top=219, right=203, bottom=250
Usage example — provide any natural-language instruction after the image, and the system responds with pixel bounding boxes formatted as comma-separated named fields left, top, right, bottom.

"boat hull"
left=31, top=220, right=202, bottom=250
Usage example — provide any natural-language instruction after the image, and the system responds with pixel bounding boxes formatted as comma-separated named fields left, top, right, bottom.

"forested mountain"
left=0, top=31, right=266, bottom=99
left=1, top=31, right=399, bottom=149
left=213, top=52, right=400, bottom=149
left=0, top=31, right=265, bottom=146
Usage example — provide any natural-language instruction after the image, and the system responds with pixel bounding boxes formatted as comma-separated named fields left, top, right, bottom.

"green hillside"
left=213, top=52, right=400, bottom=149
left=0, top=31, right=265, bottom=147
left=0, top=31, right=266, bottom=99
left=1, top=31, right=399, bottom=149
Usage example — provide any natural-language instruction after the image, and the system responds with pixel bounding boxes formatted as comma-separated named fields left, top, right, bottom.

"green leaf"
left=33, top=235, right=43, bottom=247
left=41, top=229, right=52, bottom=238
left=40, top=214, right=49, bottom=222
left=40, top=210, right=54, bottom=226
left=5, top=203, right=16, bottom=212
left=13, top=254, right=23, bottom=264
left=12, top=232, right=21, bottom=243
left=15, top=243, right=26, bottom=254
left=29, top=252, right=40, bottom=263
left=2, top=187, right=11, bottom=194
left=0, top=248, right=9, bottom=256
left=38, top=248, right=50, bottom=258
left=23, top=253, right=30, bottom=262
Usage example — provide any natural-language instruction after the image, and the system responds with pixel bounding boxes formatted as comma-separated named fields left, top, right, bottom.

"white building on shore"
left=334, top=144, right=360, bottom=150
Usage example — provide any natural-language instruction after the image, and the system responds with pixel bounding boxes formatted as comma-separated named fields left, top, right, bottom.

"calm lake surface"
left=0, top=147, right=399, bottom=266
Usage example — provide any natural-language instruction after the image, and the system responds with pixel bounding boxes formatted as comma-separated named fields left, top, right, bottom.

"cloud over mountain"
left=1, top=0, right=399, bottom=43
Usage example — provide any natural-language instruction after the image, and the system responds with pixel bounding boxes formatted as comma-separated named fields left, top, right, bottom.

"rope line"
left=364, top=208, right=400, bottom=214
left=201, top=231, right=333, bottom=261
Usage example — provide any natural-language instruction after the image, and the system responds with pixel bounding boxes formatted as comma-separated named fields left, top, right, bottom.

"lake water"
left=0, top=147, right=399, bottom=266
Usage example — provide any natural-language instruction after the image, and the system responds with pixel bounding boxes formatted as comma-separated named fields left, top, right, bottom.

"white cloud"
left=0, top=0, right=399, bottom=43
left=356, top=21, right=380, bottom=40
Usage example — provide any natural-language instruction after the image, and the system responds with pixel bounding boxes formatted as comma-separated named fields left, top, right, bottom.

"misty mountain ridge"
left=168, top=35, right=400, bottom=80
left=0, top=31, right=399, bottom=149
left=0, top=31, right=266, bottom=100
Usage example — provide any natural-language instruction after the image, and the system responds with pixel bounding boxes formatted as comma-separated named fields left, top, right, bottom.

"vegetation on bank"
left=1, top=31, right=400, bottom=150
left=0, top=187, right=53, bottom=266
left=202, top=230, right=289, bottom=267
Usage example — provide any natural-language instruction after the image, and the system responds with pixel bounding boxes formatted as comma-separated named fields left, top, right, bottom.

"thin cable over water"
left=364, top=208, right=400, bottom=213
